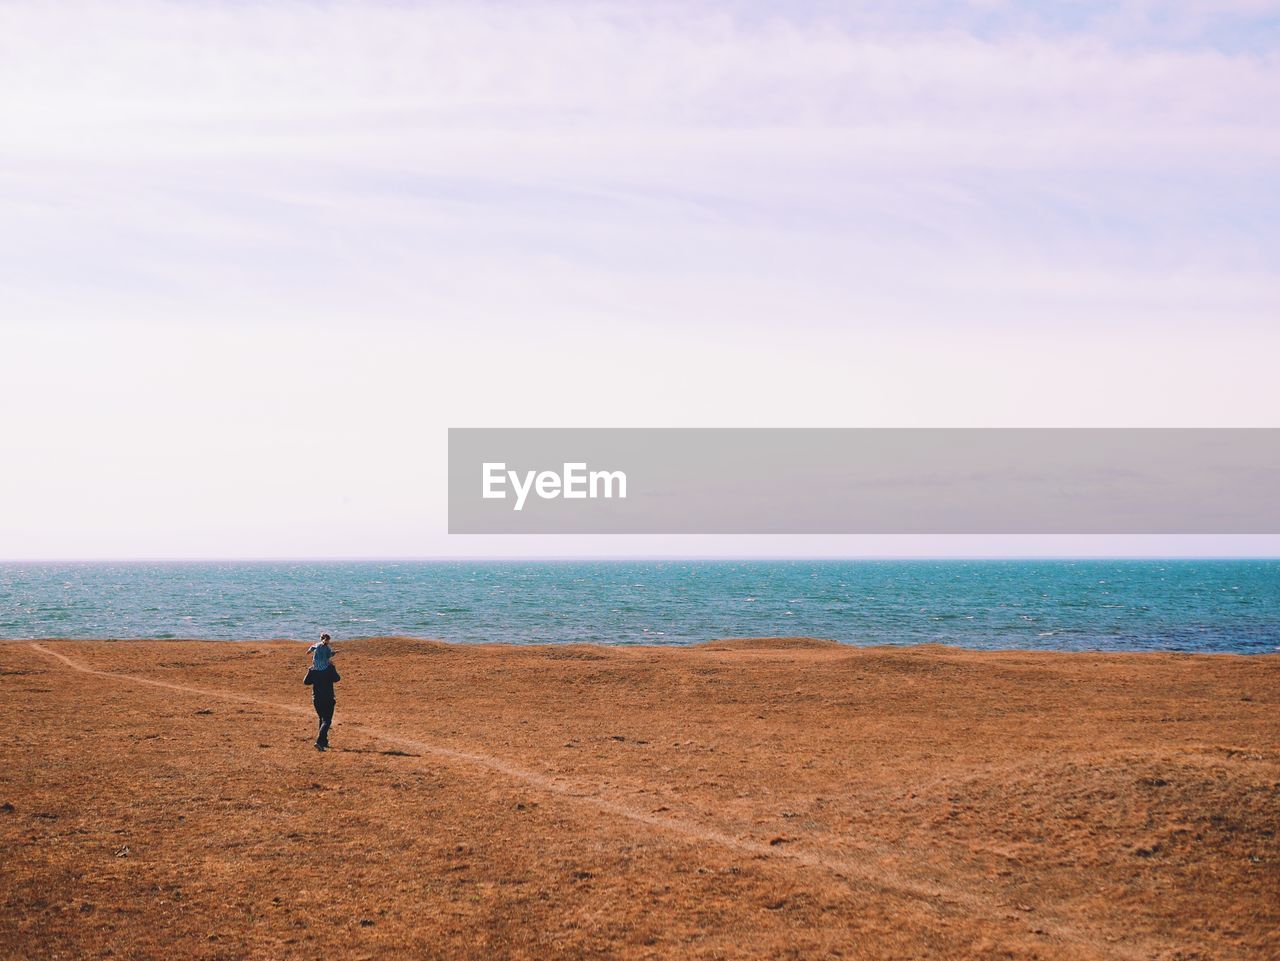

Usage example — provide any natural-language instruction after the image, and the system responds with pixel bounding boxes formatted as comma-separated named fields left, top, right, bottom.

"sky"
left=1, top=0, right=1278, bottom=560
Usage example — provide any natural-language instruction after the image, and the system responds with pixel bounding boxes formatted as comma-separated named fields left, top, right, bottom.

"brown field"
left=1, top=638, right=1277, bottom=961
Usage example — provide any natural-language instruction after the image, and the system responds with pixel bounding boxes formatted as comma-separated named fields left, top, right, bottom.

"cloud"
left=1, top=2, right=1275, bottom=310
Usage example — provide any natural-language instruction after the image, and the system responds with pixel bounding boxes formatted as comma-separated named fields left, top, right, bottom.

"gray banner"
left=448, top=428, right=1280, bottom=534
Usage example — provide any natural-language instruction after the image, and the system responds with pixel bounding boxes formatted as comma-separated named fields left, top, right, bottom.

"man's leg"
left=315, top=697, right=335, bottom=748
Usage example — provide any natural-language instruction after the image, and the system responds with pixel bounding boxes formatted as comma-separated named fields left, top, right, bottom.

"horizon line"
left=2, top=555, right=1279, bottom=564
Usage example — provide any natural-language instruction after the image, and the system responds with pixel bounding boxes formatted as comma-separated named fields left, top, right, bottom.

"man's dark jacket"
left=304, top=664, right=341, bottom=699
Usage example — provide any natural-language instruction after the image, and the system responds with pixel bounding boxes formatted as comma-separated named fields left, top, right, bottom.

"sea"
left=0, top=560, right=1277, bottom=653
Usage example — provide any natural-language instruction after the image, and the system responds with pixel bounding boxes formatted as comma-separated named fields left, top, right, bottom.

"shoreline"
left=3, top=635, right=1278, bottom=659
left=5, top=559, right=1275, bottom=654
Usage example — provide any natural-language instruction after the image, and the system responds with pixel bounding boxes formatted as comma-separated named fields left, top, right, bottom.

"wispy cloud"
left=2, top=1, right=1276, bottom=324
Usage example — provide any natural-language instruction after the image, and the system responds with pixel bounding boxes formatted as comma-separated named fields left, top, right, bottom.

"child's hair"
left=320, top=633, right=331, bottom=643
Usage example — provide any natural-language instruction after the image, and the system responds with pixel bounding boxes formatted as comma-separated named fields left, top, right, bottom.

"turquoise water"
left=0, top=560, right=1276, bottom=652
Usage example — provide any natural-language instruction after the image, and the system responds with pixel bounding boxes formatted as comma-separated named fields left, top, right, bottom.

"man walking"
left=304, top=636, right=341, bottom=750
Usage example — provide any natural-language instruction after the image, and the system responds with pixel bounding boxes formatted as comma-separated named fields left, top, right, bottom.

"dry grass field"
left=2, top=637, right=1277, bottom=960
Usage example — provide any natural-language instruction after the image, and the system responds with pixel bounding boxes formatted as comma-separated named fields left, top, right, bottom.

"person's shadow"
left=336, top=747, right=421, bottom=758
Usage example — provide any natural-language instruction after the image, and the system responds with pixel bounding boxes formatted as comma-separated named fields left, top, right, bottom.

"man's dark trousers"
left=314, top=694, right=335, bottom=748
left=304, top=664, right=340, bottom=750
